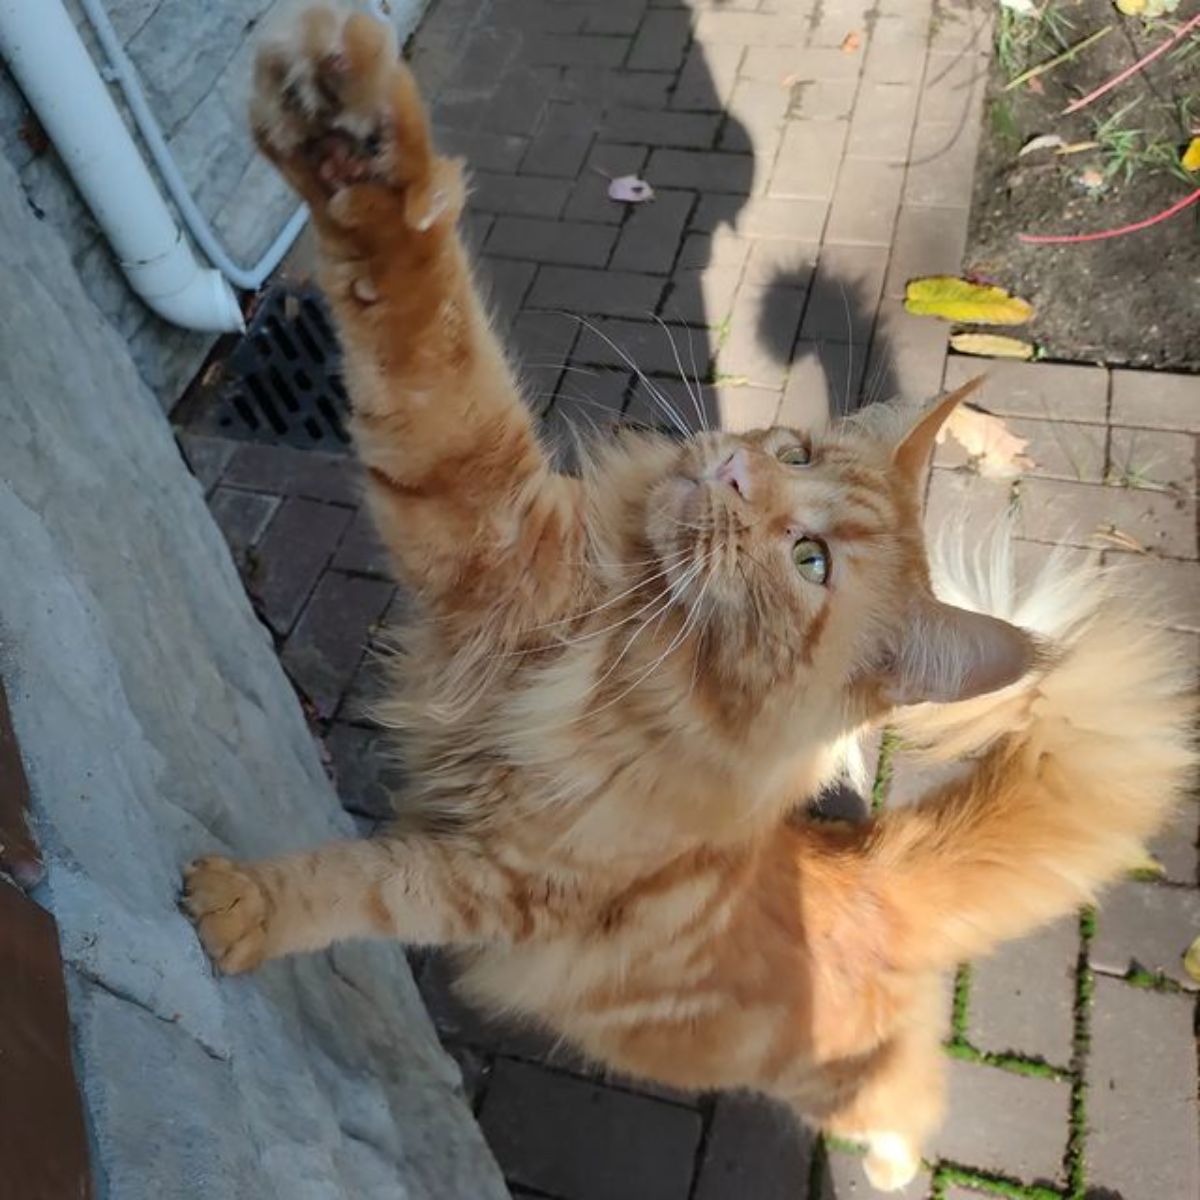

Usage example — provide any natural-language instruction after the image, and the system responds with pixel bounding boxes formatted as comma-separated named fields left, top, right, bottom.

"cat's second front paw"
left=182, top=856, right=271, bottom=974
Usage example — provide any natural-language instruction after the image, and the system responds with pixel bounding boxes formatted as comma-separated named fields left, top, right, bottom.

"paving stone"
left=476, top=257, right=538, bottom=331
left=942, top=358, right=1109, bottom=425
left=816, top=1144, right=931, bottom=1199
left=666, top=264, right=744, bottom=327
left=325, top=721, right=398, bottom=820
left=1089, top=880, right=1200, bottom=991
left=720, top=79, right=791, bottom=153
left=470, top=172, right=573, bottom=218
left=437, top=127, right=530, bottom=174
left=678, top=231, right=751, bottom=271
left=861, top=21, right=929, bottom=86
left=968, top=917, right=1078, bottom=1068
left=1103, top=552, right=1200, bottom=632
left=177, top=431, right=236, bottom=493
left=602, top=108, right=721, bottom=149
left=916, top=50, right=988, bottom=127
left=867, top=300, right=948, bottom=404
left=611, top=190, right=696, bottom=274
left=769, top=120, right=848, bottom=200
left=546, top=371, right=633, bottom=467
left=477, top=67, right=562, bottom=135
left=479, top=1059, right=703, bottom=1200
left=741, top=46, right=863, bottom=83
left=712, top=383, right=785, bottom=433
left=718, top=283, right=805, bottom=388
left=928, top=0, right=995, bottom=53
left=1015, top=477, right=1196, bottom=560
left=330, top=508, right=392, bottom=578
left=281, top=572, right=394, bottom=718
left=223, top=443, right=362, bottom=506
left=808, top=0, right=875, bottom=48
left=528, top=34, right=632, bottom=68
left=693, top=1094, right=815, bottom=1200
left=825, top=158, right=906, bottom=246
left=902, top=121, right=980, bottom=208
left=800, top=244, right=888, bottom=346
left=647, top=149, right=757, bottom=194
left=790, top=79, right=859, bottom=122
left=528, top=265, right=665, bottom=318
left=692, top=12, right=808, bottom=47
left=521, top=103, right=601, bottom=179
left=741, top=240, right=819, bottom=292
left=251, top=497, right=354, bottom=635
left=847, top=82, right=920, bottom=163
left=671, top=43, right=742, bottom=111
left=695, top=194, right=829, bottom=242
left=934, top=415, right=1107, bottom=483
left=584, top=0, right=650, bottom=36
left=1145, top=798, right=1199, bottom=885
left=557, top=66, right=677, bottom=109
left=564, top=143, right=650, bottom=224
left=628, top=10, right=692, bottom=72
left=208, top=487, right=279, bottom=564
left=1085, top=976, right=1200, bottom=1200
left=781, top=341, right=867, bottom=426
left=883, top=205, right=970, bottom=298
left=1107, top=426, right=1198, bottom=495
left=486, top=216, right=617, bottom=267
left=1110, top=368, right=1200, bottom=432
left=626, top=377, right=722, bottom=434
left=574, top=318, right=713, bottom=378
left=511, top=311, right=581, bottom=404
left=933, top=1058, right=1070, bottom=1184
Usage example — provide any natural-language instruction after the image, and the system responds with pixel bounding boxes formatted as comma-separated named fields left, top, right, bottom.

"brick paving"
left=174, top=0, right=1199, bottom=1196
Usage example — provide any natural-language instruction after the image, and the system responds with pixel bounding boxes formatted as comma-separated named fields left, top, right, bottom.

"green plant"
left=996, top=2, right=1077, bottom=78
left=1094, top=98, right=1145, bottom=181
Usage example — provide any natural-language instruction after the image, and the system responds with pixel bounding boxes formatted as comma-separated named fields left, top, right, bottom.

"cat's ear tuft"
left=892, top=375, right=986, bottom=488
left=882, top=595, right=1038, bottom=706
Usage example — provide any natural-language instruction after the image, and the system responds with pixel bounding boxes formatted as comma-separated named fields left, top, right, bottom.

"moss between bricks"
left=1066, top=907, right=1095, bottom=1200
left=870, top=728, right=899, bottom=813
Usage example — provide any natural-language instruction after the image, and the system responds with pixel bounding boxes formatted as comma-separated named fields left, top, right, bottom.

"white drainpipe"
left=0, top=0, right=245, bottom=333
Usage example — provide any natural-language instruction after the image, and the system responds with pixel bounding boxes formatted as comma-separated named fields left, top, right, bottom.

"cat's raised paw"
left=250, top=4, right=460, bottom=231
left=182, top=856, right=271, bottom=975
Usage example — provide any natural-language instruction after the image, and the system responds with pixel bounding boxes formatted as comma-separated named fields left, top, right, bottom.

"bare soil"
left=965, top=0, right=1200, bottom=371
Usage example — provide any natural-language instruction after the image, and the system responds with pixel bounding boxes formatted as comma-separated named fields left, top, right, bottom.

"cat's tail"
left=867, top=524, right=1196, bottom=971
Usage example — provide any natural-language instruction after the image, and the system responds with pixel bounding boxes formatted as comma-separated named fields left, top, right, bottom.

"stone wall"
left=0, top=144, right=504, bottom=1199
left=0, top=0, right=426, bottom=409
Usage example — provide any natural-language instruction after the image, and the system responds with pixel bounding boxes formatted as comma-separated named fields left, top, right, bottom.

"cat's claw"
left=182, top=856, right=271, bottom=975
left=250, top=4, right=462, bottom=232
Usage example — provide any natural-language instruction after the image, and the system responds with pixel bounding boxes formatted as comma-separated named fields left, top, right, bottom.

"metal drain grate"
left=180, top=285, right=352, bottom=451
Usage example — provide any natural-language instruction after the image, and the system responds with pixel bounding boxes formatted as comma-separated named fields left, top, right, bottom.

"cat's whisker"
left=651, top=315, right=708, bottom=436
left=561, top=312, right=692, bottom=438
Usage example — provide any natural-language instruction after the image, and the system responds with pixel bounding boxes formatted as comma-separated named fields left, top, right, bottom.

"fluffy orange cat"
left=184, top=7, right=1197, bottom=1190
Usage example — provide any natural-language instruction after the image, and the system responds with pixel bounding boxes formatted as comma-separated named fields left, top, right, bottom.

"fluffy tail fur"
left=869, top=526, right=1197, bottom=971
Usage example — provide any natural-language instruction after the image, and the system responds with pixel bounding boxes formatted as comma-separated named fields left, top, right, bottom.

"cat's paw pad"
left=182, top=856, right=271, bottom=974
left=863, top=1134, right=921, bottom=1192
left=250, top=6, right=401, bottom=192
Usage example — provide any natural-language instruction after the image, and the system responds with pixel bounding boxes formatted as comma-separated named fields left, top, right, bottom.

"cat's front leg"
left=182, top=835, right=543, bottom=974
left=249, top=6, right=582, bottom=625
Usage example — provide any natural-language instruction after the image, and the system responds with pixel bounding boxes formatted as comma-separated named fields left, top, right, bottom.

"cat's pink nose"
left=714, top=449, right=751, bottom=499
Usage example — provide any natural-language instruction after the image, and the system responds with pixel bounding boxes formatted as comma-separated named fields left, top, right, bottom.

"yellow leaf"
left=1116, top=0, right=1146, bottom=14
left=950, top=333, right=1036, bottom=360
left=1183, top=137, right=1200, bottom=173
left=1184, top=934, right=1200, bottom=985
left=905, top=277, right=1034, bottom=325
left=942, top=406, right=1034, bottom=478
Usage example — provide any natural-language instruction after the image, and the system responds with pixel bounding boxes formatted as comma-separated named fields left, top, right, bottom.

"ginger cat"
left=184, top=7, right=1196, bottom=1190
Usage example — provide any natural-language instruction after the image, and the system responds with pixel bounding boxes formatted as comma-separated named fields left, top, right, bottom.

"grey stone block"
left=968, top=917, right=1079, bottom=1069
left=693, top=1094, right=815, bottom=1200
left=1090, top=880, right=1200, bottom=991
left=1085, top=976, right=1200, bottom=1200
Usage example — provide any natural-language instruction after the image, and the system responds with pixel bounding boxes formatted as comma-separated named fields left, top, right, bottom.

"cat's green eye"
left=792, top=537, right=829, bottom=585
left=777, top=444, right=811, bottom=466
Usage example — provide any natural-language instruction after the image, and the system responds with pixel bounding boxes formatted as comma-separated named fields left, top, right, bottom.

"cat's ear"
left=892, top=376, right=986, bottom=487
left=883, top=595, right=1038, bottom=705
